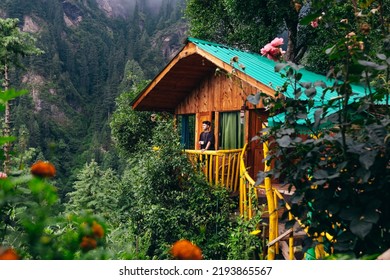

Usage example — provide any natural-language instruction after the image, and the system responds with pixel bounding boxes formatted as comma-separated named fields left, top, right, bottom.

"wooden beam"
left=266, top=228, right=293, bottom=247
left=132, top=43, right=197, bottom=110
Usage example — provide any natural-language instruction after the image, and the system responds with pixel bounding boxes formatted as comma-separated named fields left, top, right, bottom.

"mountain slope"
left=0, top=0, right=187, bottom=193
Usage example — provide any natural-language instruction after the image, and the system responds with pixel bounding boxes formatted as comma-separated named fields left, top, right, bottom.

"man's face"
left=202, top=123, right=209, bottom=130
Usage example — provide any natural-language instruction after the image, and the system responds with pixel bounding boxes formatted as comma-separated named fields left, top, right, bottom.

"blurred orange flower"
left=30, top=160, right=56, bottom=178
left=92, top=221, right=104, bottom=238
left=0, top=247, right=19, bottom=260
left=80, top=236, right=97, bottom=251
left=170, top=239, right=203, bottom=260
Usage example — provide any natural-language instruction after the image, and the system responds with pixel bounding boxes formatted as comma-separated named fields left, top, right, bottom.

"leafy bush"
left=120, top=116, right=235, bottom=259
left=110, top=82, right=157, bottom=156
left=0, top=170, right=110, bottom=259
left=253, top=1, right=390, bottom=257
left=226, top=209, right=265, bottom=260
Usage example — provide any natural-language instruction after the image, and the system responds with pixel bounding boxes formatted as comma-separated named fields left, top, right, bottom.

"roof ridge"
left=187, top=37, right=250, bottom=53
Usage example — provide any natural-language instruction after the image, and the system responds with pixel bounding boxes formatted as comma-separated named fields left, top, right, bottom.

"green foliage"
left=0, top=1, right=187, bottom=189
left=110, top=81, right=156, bottom=156
left=0, top=170, right=110, bottom=259
left=65, top=160, right=121, bottom=224
left=118, top=59, right=146, bottom=94
left=253, top=1, right=390, bottom=258
left=185, top=0, right=278, bottom=52
left=120, top=117, right=234, bottom=259
left=226, top=210, right=265, bottom=260
left=185, top=0, right=312, bottom=62
left=104, top=222, right=151, bottom=260
left=0, top=17, right=43, bottom=71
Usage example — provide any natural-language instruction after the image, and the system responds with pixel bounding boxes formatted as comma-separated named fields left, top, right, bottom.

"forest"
left=1, top=0, right=389, bottom=260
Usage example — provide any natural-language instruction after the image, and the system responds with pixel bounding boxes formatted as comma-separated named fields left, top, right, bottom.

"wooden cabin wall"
left=176, top=72, right=264, bottom=149
left=174, top=69, right=272, bottom=181
left=175, top=72, right=262, bottom=114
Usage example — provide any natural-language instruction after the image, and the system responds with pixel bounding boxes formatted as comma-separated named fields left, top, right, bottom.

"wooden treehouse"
left=132, top=37, right=369, bottom=260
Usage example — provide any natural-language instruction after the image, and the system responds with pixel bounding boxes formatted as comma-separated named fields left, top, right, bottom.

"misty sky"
left=106, top=0, right=182, bottom=15
left=110, top=0, right=171, bottom=9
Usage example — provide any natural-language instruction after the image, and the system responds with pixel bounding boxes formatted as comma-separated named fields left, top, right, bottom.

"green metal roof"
left=188, top=37, right=375, bottom=128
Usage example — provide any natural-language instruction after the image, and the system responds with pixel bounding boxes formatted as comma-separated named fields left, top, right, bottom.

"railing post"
left=263, top=137, right=277, bottom=260
left=288, top=212, right=295, bottom=260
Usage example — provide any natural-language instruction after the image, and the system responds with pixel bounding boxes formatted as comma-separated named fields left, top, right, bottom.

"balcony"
left=185, top=144, right=305, bottom=260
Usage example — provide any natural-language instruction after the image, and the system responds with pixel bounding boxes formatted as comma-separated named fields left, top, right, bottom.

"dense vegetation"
left=250, top=0, right=389, bottom=258
left=1, top=0, right=389, bottom=260
left=0, top=0, right=187, bottom=193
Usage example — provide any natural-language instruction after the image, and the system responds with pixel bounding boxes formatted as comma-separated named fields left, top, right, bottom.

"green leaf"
left=299, top=82, right=312, bottom=89
left=246, top=92, right=261, bottom=105
left=358, top=60, right=380, bottom=68
left=255, top=171, right=266, bottom=186
left=304, top=87, right=317, bottom=98
left=359, top=150, right=378, bottom=170
left=325, top=46, right=335, bottom=55
left=0, top=136, right=17, bottom=145
left=313, top=169, right=328, bottom=179
left=359, top=0, right=376, bottom=9
left=362, top=210, right=379, bottom=224
left=314, top=108, right=323, bottom=128
left=376, top=53, right=387, bottom=60
left=314, top=81, right=327, bottom=88
left=0, top=88, right=28, bottom=102
left=276, top=135, right=292, bottom=148
left=295, top=72, right=303, bottom=81
left=350, top=219, right=372, bottom=240
left=10, top=174, right=33, bottom=185
left=300, top=12, right=322, bottom=25
left=340, top=207, right=360, bottom=221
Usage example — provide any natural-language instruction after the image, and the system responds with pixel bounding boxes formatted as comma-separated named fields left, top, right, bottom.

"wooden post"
left=263, top=126, right=277, bottom=260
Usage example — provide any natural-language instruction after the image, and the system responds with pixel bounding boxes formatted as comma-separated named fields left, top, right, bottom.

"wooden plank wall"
left=175, top=71, right=264, bottom=114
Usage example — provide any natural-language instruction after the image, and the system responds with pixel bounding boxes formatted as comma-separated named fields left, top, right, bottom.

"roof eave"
left=131, top=42, right=198, bottom=111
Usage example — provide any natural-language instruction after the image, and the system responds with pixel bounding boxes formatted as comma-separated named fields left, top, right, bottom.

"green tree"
left=0, top=17, right=42, bottom=173
left=118, top=59, right=145, bottom=94
left=110, top=81, right=156, bottom=156
left=185, top=0, right=311, bottom=62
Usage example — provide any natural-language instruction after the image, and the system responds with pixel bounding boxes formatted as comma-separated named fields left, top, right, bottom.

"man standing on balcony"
left=199, top=121, right=215, bottom=152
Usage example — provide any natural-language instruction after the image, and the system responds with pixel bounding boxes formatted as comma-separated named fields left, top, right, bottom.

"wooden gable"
left=131, top=40, right=274, bottom=113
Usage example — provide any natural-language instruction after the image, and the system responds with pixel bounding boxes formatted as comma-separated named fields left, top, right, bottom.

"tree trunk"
left=283, top=9, right=299, bottom=63
left=2, top=64, right=11, bottom=173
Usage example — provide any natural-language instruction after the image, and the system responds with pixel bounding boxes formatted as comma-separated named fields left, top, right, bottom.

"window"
left=177, top=114, right=195, bottom=149
left=219, top=111, right=244, bottom=149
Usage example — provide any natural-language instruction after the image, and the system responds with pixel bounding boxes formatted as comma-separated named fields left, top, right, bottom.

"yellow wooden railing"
left=185, top=149, right=243, bottom=193
left=185, top=145, right=299, bottom=260
left=238, top=143, right=296, bottom=260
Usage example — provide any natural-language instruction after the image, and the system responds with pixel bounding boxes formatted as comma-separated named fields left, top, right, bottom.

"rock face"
left=62, top=1, right=84, bottom=27
left=96, top=0, right=132, bottom=18
left=22, top=73, right=44, bottom=112
left=154, top=22, right=188, bottom=60
left=22, top=15, right=41, bottom=33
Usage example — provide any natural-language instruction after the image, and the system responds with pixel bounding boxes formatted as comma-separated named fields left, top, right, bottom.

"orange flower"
left=0, top=247, right=19, bottom=260
left=170, top=239, right=203, bottom=260
left=80, top=236, right=97, bottom=251
left=92, top=221, right=104, bottom=238
left=30, top=160, right=56, bottom=178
